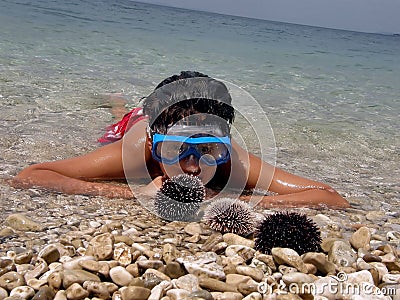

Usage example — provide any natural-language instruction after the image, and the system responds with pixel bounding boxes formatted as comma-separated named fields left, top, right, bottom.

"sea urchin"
left=154, top=174, right=205, bottom=221
left=254, top=211, right=321, bottom=255
left=203, top=198, right=256, bottom=236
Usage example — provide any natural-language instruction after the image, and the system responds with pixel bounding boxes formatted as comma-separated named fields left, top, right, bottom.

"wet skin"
left=13, top=118, right=350, bottom=209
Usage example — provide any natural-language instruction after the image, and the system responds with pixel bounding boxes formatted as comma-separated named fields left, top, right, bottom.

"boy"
left=13, top=71, right=350, bottom=208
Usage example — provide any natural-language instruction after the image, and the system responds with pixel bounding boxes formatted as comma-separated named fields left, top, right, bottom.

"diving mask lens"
left=152, top=134, right=231, bottom=165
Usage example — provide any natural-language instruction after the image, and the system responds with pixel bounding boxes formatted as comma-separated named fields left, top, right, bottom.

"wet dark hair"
left=143, top=71, right=235, bottom=134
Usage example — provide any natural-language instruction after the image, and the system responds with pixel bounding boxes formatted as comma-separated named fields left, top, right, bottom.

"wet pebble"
left=5, top=214, right=44, bottom=232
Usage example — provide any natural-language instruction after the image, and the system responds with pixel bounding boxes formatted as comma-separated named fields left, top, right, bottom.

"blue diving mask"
left=151, top=125, right=232, bottom=166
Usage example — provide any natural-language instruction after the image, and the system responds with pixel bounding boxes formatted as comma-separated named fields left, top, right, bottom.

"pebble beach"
left=1, top=0, right=399, bottom=299
left=1, top=183, right=399, bottom=299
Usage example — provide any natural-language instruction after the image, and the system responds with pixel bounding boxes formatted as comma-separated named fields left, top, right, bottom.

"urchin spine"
left=203, top=198, right=256, bottom=236
left=254, top=211, right=321, bottom=255
left=154, top=174, right=205, bottom=221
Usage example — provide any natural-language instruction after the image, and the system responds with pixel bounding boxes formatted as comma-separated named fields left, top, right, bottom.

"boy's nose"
left=180, top=155, right=201, bottom=176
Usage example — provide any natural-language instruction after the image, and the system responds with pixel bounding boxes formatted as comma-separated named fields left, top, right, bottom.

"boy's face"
left=148, top=115, right=231, bottom=184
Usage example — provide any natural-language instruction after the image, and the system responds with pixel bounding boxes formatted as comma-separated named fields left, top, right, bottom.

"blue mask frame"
left=152, top=133, right=232, bottom=166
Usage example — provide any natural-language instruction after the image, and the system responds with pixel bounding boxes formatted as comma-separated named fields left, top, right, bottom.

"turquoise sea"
left=0, top=0, right=399, bottom=211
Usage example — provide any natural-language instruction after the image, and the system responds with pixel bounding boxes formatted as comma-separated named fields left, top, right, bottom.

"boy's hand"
left=135, top=176, right=163, bottom=197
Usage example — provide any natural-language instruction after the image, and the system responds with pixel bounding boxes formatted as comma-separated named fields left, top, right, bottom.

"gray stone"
left=31, top=286, right=56, bottom=300
left=327, top=241, right=357, bottom=267
left=164, top=262, right=186, bottom=279
left=38, top=245, right=60, bottom=264
left=187, top=289, right=214, bottom=300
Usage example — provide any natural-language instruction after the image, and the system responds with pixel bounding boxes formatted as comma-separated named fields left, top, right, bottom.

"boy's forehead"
left=166, top=114, right=229, bottom=137
left=166, top=124, right=226, bottom=137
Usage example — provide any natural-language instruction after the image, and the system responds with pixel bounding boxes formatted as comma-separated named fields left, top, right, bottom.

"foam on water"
left=0, top=0, right=399, bottom=210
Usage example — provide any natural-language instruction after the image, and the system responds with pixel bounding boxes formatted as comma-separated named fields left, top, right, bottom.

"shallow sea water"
left=0, top=0, right=399, bottom=218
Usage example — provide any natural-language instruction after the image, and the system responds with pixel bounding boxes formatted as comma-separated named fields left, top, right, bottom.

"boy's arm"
left=232, top=141, right=350, bottom=208
left=11, top=140, right=134, bottom=198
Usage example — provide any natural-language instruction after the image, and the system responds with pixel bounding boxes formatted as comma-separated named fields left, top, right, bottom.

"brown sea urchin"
left=154, top=174, right=205, bottom=221
left=254, top=211, right=321, bottom=255
left=203, top=198, right=256, bottom=236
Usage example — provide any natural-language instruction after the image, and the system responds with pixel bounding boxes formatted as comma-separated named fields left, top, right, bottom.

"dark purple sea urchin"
left=254, top=211, right=321, bottom=255
left=154, top=174, right=205, bottom=221
left=203, top=198, right=256, bottom=236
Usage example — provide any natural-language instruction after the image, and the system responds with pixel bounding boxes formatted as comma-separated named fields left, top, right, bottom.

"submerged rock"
left=5, top=214, right=44, bottom=232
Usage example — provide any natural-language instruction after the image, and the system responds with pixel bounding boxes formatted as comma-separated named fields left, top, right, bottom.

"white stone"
left=382, top=274, right=400, bottom=284
left=174, top=274, right=199, bottom=292
left=62, top=255, right=95, bottom=270
left=0, top=287, right=8, bottom=299
left=149, top=281, right=172, bottom=300
left=176, top=253, right=225, bottom=280
left=89, top=221, right=102, bottom=228
left=54, top=290, right=67, bottom=300
left=109, top=266, right=134, bottom=286
left=10, top=286, right=35, bottom=299
left=243, top=292, right=263, bottom=300
left=166, top=288, right=190, bottom=300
